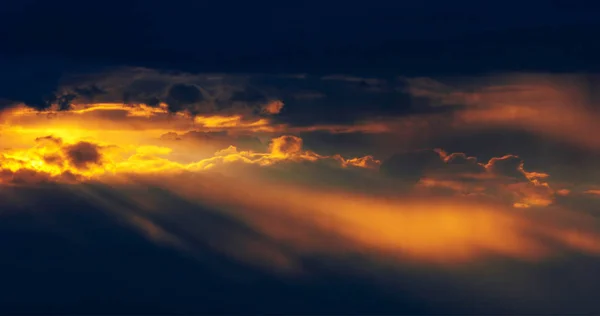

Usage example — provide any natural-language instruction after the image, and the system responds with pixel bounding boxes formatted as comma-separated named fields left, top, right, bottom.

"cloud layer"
left=3, top=67, right=600, bottom=313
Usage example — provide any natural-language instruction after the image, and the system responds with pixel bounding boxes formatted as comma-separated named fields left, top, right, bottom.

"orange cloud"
left=193, top=115, right=273, bottom=131
left=1, top=100, right=386, bottom=186
left=131, top=173, right=600, bottom=265
left=414, top=74, right=600, bottom=151
left=0, top=135, right=114, bottom=183
left=2, top=106, right=561, bottom=211
left=0, top=134, right=380, bottom=184
left=261, top=100, right=285, bottom=114
left=268, top=135, right=303, bottom=157
left=184, top=135, right=381, bottom=171
left=1, top=102, right=392, bottom=145
left=7, top=102, right=173, bottom=118
left=336, top=155, right=381, bottom=169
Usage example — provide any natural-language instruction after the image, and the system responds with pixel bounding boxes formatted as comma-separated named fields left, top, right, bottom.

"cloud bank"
left=3, top=67, right=600, bottom=314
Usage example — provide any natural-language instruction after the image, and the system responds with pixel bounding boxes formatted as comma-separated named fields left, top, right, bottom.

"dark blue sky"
left=2, top=0, right=600, bottom=74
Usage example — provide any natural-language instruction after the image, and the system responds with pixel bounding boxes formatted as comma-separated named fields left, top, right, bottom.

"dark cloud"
left=121, top=79, right=168, bottom=106
left=379, top=149, right=445, bottom=184
left=274, top=77, right=412, bottom=126
left=145, top=96, right=161, bottom=107
left=0, top=58, right=115, bottom=111
left=378, top=147, right=555, bottom=206
left=64, top=142, right=102, bottom=169
left=0, top=168, right=80, bottom=185
left=0, top=169, right=51, bottom=185
left=43, top=154, right=64, bottom=166
left=216, top=86, right=283, bottom=116
left=73, top=85, right=107, bottom=102
left=165, top=84, right=204, bottom=113
left=555, top=191, right=600, bottom=216
left=485, top=155, right=528, bottom=181
left=443, top=152, right=486, bottom=175
left=35, top=135, right=63, bottom=145
left=17, top=69, right=285, bottom=118
left=0, top=64, right=456, bottom=127
left=53, top=94, right=77, bottom=111
left=160, top=132, right=181, bottom=141
left=0, top=57, right=68, bottom=110
left=432, top=129, right=600, bottom=184
left=298, top=131, right=388, bottom=158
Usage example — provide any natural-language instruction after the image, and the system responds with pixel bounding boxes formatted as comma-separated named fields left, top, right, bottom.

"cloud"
left=181, top=135, right=381, bottom=174
left=3, top=72, right=600, bottom=315
left=390, top=73, right=600, bottom=195
left=261, top=100, right=284, bottom=114
left=441, top=152, right=486, bottom=175
left=0, top=67, right=292, bottom=124
left=165, top=83, right=205, bottom=113
left=585, top=190, right=600, bottom=196
left=73, top=85, right=107, bottom=102
left=268, top=135, right=303, bottom=157
left=0, top=168, right=52, bottom=184
left=5, top=168, right=600, bottom=314
left=0, top=57, right=67, bottom=110
left=0, top=136, right=112, bottom=184
left=428, top=128, right=600, bottom=191
left=1, top=66, right=460, bottom=145
left=485, top=155, right=529, bottom=181
left=0, top=133, right=380, bottom=185
left=135, top=172, right=600, bottom=266
left=121, top=78, right=169, bottom=106
left=379, top=149, right=556, bottom=208
left=403, top=74, right=600, bottom=151
left=3, top=69, right=598, bottom=208
left=160, top=130, right=266, bottom=153
left=2, top=128, right=560, bottom=210
left=379, top=149, right=446, bottom=184
left=4, top=28, right=600, bottom=314
left=81, top=70, right=290, bottom=121
left=63, top=141, right=102, bottom=169
left=401, top=76, right=475, bottom=107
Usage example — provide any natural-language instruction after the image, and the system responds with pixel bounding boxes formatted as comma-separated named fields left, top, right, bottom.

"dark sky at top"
left=2, top=0, right=600, bottom=74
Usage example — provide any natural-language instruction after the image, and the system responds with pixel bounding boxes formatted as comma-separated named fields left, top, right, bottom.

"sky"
left=2, top=0, right=600, bottom=314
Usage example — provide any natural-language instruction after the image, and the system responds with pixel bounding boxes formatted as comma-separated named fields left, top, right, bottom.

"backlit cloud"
left=380, top=149, right=557, bottom=208
left=403, top=74, right=600, bottom=151
left=2, top=65, right=600, bottom=314
left=126, top=172, right=600, bottom=265
left=0, top=133, right=380, bottom=185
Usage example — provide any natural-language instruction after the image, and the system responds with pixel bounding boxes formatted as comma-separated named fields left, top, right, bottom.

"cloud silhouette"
left=73, top=85, right=107, bottom=102
left=165, top=83, right=205, bottom=113
left=379, top=149, right=445, bottom=184
left=379, top=148, right=557, bottom=207
left=63, top=142, right=103, bottom=169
